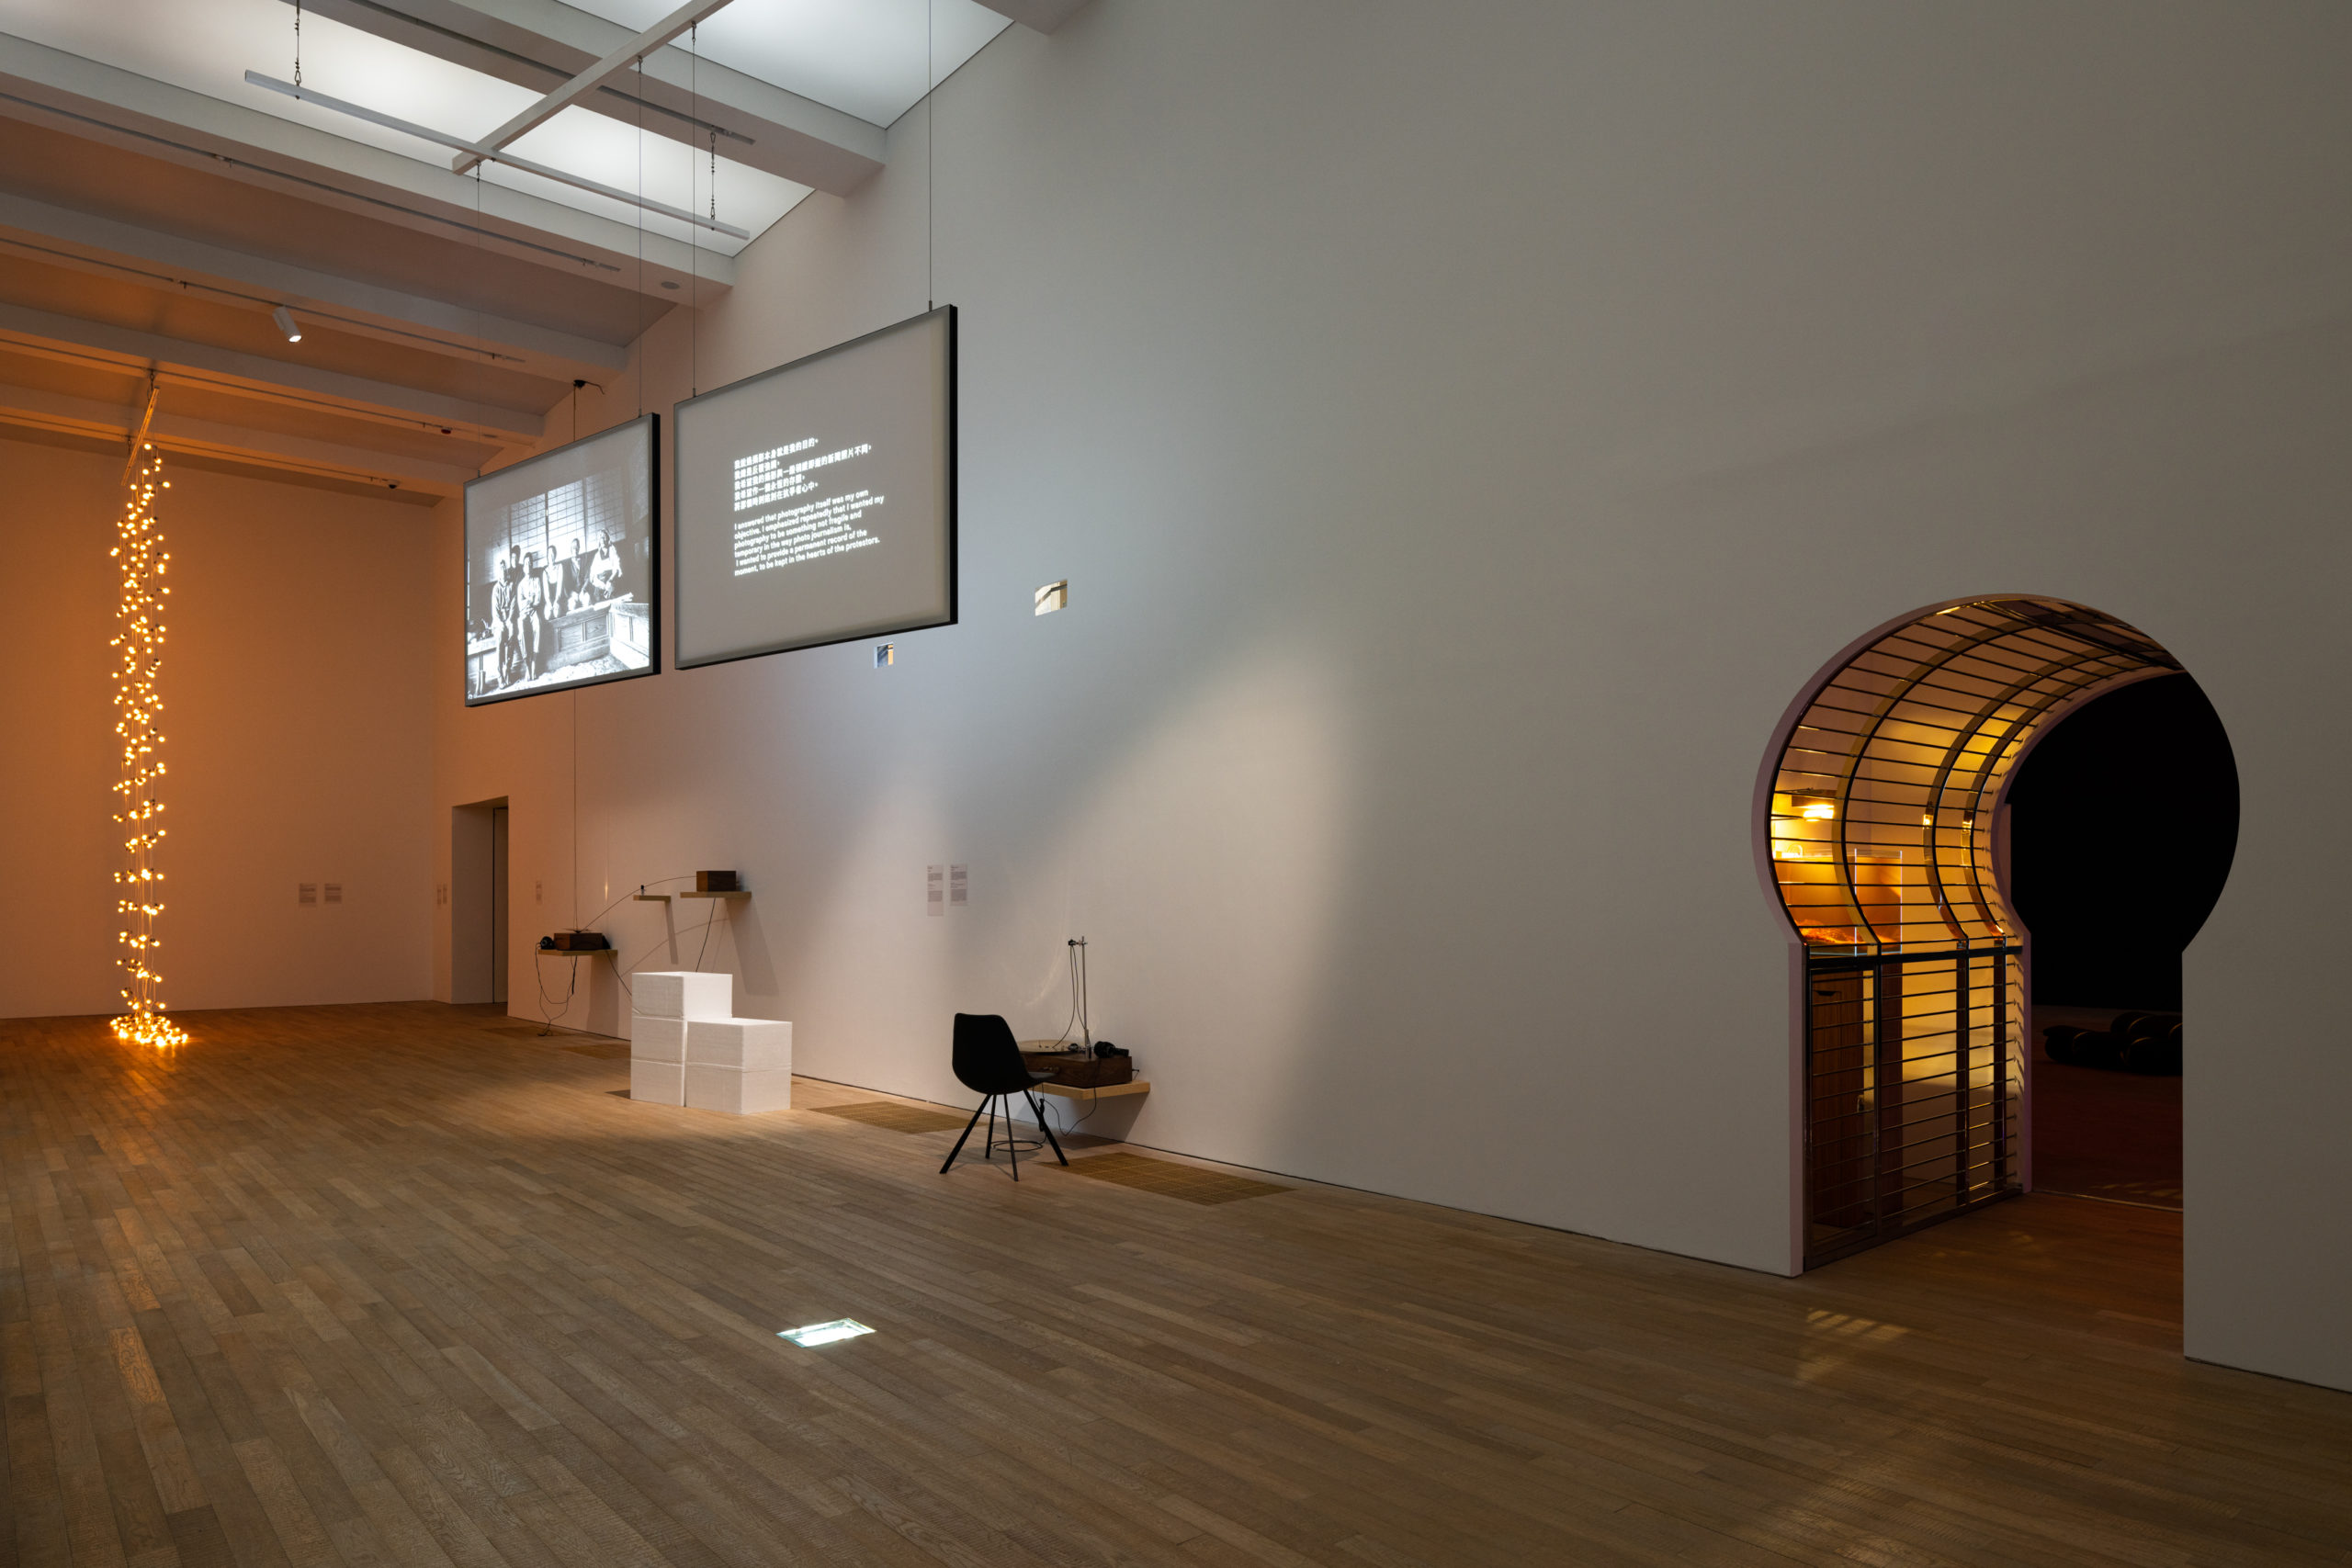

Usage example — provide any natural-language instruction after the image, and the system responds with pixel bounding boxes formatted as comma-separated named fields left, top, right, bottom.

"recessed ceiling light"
left=272, top=306, right=302, bottom=344
left=778, top=1318, right=873, bottom=1348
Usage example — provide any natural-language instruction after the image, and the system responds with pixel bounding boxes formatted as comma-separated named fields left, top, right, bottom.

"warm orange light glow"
left=1792, top=792, right=1838, bottom=821
left=110, top=446, right=186, bottom=1048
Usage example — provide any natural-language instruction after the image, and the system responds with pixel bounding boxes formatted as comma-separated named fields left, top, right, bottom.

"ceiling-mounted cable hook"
left=121, top=371, right=160, bottom=489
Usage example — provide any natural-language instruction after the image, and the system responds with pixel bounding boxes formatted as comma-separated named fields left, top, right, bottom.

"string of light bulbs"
left=111, top=437, right=186, bottom=1047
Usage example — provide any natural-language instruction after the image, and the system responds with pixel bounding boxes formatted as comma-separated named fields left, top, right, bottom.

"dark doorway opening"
left=491, top=805, right=510, bottom=1007
left=2007, top=674, right=2237, bottom=1209
left=450, top=796, right=511, bottom=1008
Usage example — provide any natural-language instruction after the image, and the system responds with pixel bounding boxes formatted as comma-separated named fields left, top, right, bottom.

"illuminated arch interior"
left=1766, top=597, right=2179, bottom=1264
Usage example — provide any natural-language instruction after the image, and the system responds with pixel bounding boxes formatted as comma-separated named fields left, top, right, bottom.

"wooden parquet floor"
left=4, top=1002, right=2348, bottom=1568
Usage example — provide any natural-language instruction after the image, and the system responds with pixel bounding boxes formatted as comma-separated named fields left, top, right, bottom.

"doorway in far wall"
left=2005, top=674, right=2235, bottom=1211
left=491, top=806, right=510, bottom=1007
left=449, top=796, right=510, bottom=1006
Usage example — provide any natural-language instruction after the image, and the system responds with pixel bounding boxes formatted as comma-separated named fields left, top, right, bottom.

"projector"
left=544, top=930, right=609, bottom=952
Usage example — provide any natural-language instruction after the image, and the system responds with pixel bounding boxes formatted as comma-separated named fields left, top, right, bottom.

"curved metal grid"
left=1769, top=597, right=2178, bottom=1265
left=1770, top=597, right=2177, bottom=952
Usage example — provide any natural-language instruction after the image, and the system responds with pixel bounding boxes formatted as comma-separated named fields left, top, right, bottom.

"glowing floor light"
left=111, top=442, right=186, bottom=1048
left=778, top=1319, right=873, bottom=1348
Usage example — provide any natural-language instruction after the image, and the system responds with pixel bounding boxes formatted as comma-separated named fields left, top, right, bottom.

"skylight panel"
left=6, top=0, right=806, bottom=250
left=564, top=0, right=1012, bottom=126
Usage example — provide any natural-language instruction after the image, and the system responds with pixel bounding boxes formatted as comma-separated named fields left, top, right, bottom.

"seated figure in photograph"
left=589, top=531, right=621, bottom=603
left=561, top=537, right=592, bottom=614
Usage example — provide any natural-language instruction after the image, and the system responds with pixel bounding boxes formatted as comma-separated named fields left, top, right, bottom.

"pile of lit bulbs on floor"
left=111, top=443, right=186, bottom=1048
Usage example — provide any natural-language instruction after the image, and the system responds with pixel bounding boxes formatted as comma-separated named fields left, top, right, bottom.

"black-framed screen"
left=673, top=307, right=956, bottom=668
left=462, top=415, right=659, bottom=706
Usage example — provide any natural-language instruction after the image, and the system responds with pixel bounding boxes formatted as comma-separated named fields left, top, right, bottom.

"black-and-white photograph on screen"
left=674, top=308, right=954, bottom=667
left=462, top=415, right=658, bottom=705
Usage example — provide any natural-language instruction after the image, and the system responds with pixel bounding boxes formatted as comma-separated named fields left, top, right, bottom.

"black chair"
left=940, top=1013, right=1068, bottom=1180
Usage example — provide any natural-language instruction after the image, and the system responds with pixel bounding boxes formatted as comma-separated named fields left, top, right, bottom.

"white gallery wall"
left=432, top=2, right=2352, bottom=1391
left=1, top=442, right=435, bottom=1018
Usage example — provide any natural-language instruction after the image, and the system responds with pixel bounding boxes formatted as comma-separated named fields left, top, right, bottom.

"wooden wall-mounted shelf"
left=680, top=889, right=750, bottom=899
left=1033, top=1079, right=1150, bottom=1101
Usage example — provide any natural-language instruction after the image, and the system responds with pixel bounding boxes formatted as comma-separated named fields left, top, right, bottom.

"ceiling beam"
left=978, top=0, right=1095, bottom=33
left=0, top=378, right=473, bottom=495
left=0, top=31, right=735, bottom=299
left=0, top=331, right=515, bottom=456
left=0, top=189, right=628, bottom=383
left=290, top=0, right=884, bottom=196
left=0, top=299, right=543, bottom=440
left=451, top=0, right=735, bottom=177
left=245, top=71, right=751, bottom=241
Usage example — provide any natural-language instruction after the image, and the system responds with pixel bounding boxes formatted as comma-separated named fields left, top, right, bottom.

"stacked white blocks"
left=629, top=971, right=793, bottom=1113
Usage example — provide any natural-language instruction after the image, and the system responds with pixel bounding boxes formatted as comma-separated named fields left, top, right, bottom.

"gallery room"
left=1, top=1, right=2347, bottom=1562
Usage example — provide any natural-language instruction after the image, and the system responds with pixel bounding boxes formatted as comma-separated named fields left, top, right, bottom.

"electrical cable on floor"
left=1060, top=1091, right=1104, bottom=1135
left=533, top=947, right=582, bottom=1036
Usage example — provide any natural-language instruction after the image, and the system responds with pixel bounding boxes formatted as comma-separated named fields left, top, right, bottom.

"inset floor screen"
left=674, top=308, right=955, bottom=667
left=463, top=415, right=658, bottom=705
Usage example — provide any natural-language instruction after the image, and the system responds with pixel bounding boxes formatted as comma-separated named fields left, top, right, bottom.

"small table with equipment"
left=1019, top=1044, right=1149, bottom=1104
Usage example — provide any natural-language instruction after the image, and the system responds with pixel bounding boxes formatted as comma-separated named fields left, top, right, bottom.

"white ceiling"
left=0, top=0, right=1007, bottom=253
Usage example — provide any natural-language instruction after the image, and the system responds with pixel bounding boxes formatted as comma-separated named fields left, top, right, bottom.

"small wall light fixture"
left=1035, top=580, right=1068, bottom=615
left=272, top=306, right=303, bottom=343
left=875, top=642, right=895, bottom=668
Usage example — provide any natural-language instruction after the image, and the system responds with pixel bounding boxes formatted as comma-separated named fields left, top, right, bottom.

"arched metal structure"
left=1766, top=596, right=2178, bottom=1265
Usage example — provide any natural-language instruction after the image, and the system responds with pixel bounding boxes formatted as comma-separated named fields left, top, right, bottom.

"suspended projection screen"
left=674, top=307, right=956, bottom=667
left=462, top=414, right=658, bottom=705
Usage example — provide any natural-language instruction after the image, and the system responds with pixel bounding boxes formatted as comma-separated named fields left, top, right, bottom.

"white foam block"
left=632, top=970, right=732, bottom=1021
left=685, top=1065, right=792, bottom=1114
left=629, top=1061, right=684, bottom=1106
left=629, top=1015, right=688, bottom=1063
left=687, top=1017, right=792, bottom=1072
